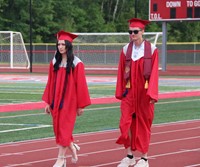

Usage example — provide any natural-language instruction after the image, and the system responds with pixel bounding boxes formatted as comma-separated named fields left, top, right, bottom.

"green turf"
left=0, top=97, right=200, bottom=143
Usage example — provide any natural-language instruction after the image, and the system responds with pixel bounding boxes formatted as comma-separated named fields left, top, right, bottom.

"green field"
left=0, top=76, right=200, bottom=144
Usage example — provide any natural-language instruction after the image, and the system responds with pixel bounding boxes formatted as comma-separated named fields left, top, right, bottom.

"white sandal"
left=71, top=143, right=80, bottom=164
left=53, top=156, right=66, bottom=167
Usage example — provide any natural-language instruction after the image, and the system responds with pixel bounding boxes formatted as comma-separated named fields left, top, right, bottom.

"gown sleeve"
left=42, top=62, right=54, bottom=104
left=147, top=48, right=159, bottom=102
left=74, top=62, right=91, bottom=108
left=115, top=50, right=126, bottom=100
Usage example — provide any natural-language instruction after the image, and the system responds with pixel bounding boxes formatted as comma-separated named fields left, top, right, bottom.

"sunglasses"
left=128, top=29, right=141, bottom=35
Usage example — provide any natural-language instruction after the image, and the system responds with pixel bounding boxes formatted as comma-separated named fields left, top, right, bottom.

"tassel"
left=144, top=80, right=148, bottom=89
left=126, top=80, right=131, bottom=88
left=122, top=89, right=128, bottom=97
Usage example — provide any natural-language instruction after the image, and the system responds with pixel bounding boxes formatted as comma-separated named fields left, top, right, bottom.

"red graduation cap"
left=128, top=18, right=150, bottom=29
left=56, top=30, right=78, bottom=42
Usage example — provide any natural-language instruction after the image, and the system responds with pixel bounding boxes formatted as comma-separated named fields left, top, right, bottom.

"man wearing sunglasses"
left=115, top=18, right=159, bottom=167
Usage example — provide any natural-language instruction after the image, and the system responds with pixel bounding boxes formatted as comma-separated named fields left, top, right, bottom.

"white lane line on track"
left=0, top=119, right=199, bottom=147
left=152, top=126, right=200, bottom=135
left=2, top=146, right=200, bottom=167
left=153, top=119, right=200, bottom=127
left=185, top=164, right=200, bottom=167
left=1, top=120, right=200, bottom=166
left=1, top=135, right=200, bottom=157
left=90, top=148, right=200, bottom=167
left=151, top=135, right=200, bottom=145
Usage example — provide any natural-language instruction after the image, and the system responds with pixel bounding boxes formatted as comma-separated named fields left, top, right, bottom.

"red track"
left=0, top=120, right=200, bottom=167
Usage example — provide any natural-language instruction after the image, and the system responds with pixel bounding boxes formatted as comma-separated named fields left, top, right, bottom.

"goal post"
left=0, top=31, right=30, bottom=69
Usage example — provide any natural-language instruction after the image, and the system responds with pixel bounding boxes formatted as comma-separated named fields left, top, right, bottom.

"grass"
left=0, top=97, right=200, bottom=143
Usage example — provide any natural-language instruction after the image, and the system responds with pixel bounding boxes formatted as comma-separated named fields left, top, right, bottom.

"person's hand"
left=150, top=99, right=156, bottom=104
left=44, top=104, right=51, bottom=114
left=77, top=108, right=84, bottom=116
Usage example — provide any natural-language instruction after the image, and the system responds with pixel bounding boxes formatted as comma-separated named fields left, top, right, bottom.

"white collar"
left=132, top=42, right=145, bottom=61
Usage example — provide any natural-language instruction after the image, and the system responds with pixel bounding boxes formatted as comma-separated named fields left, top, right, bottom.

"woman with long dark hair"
left=42, top=30, right=91, bottom=167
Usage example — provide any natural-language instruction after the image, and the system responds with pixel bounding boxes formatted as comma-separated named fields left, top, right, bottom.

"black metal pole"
left=29, top=0, right=33, bottom=73
left=135, top=0, right=138, bottom=18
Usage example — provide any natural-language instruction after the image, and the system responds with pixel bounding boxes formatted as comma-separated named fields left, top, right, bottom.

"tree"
left=31, top=0, right=57, bottom=42
left=0, top=0, right=199, bottom=42
left=168, top=21, right=200, bottom=42
left=0, top=0, right=29, bottom=40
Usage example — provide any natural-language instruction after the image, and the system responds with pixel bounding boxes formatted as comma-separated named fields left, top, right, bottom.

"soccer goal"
left=74, top=32, right=162, bottom=73
left=0, top=31, right=30, bottom=69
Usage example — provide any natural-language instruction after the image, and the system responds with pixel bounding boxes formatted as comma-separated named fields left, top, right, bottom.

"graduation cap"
left=128, top=18, right=150, bottom=29
left=56, top=30, right=78, bottom=43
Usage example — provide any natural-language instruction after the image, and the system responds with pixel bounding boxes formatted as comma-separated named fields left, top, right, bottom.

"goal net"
left=73, top=32, right=162, bottom=72
left=0, top=31, right=30, bottom=69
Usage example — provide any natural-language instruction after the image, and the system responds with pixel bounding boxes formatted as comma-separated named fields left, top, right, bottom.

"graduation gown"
left=42, top=56, right=91, bottom=146
left=115, top=41, right=159, bottom=153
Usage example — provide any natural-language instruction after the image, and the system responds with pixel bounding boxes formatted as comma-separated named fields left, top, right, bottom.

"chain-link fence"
left=25, top=42, right=200, bottom=68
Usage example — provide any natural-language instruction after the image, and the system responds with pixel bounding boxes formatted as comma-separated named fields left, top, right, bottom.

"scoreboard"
left=149, top=0, right=200, bottom=21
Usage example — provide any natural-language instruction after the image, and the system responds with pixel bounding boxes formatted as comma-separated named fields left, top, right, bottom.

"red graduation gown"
left=115, top=43, right=159, bottom=153
left=42, top=56, right=91, bottom=146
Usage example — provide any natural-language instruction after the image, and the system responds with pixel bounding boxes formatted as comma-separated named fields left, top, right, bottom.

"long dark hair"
left=53, top=40, right=74, bottom=74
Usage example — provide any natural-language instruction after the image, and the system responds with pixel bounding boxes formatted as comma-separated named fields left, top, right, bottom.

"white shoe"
left=134, top=159, right=149, bottom=167
left=117, top=157, right=136, bottom=167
